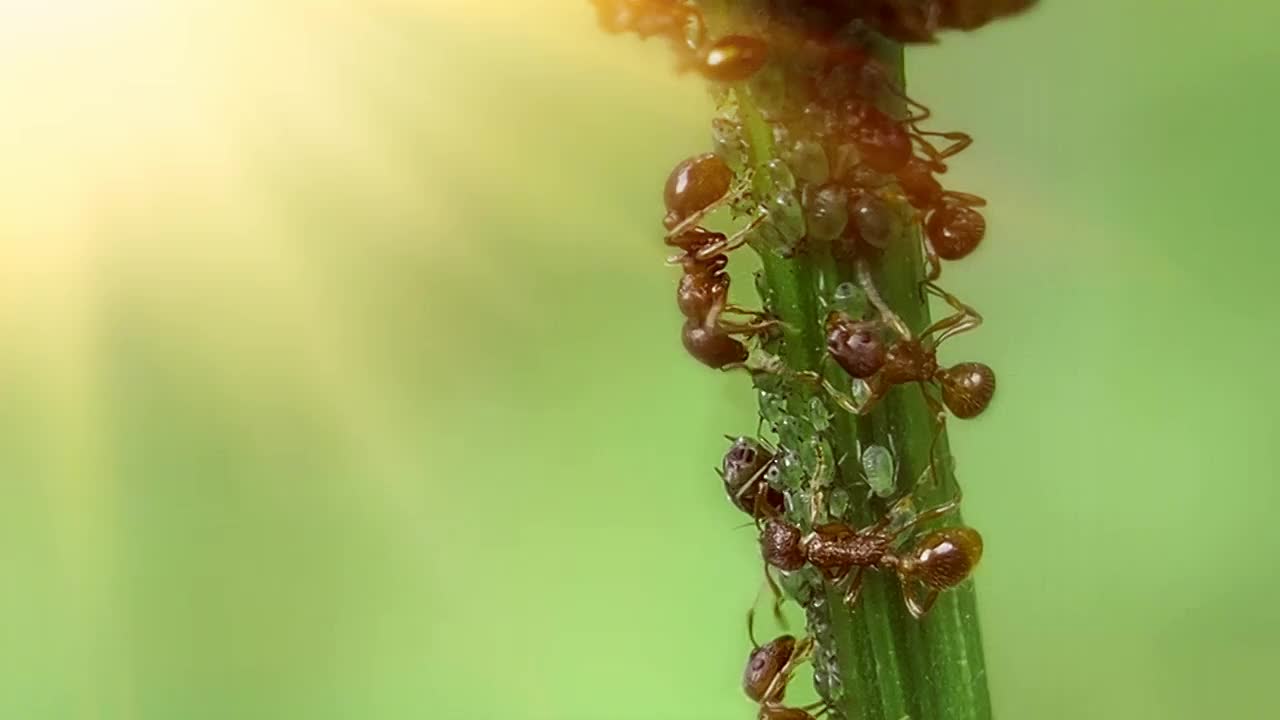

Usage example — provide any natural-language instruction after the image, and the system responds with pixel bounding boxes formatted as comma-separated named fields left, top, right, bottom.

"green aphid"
left=859, top=437, right=897, bottom=499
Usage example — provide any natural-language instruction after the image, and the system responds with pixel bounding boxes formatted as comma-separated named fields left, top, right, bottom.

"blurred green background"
left=1, top=1, right=1278, bottom=718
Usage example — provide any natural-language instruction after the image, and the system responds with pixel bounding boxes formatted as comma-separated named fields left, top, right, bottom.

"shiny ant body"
left=588, top=1, right=768, bottom=82
left=760, top=493, right=983, bottom=619
left=742, top=633, right=828, bottom=720
left=825, top=270, right=996, bottom=421
left=668, top=226, right=775, bottom=369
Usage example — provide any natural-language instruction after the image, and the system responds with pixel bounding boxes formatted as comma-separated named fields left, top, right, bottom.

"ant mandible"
left=741, top=631, right=829, bottom=720
left=825, top=264, right=996, bottom=422
left=760, top=491, right=984, bottom=619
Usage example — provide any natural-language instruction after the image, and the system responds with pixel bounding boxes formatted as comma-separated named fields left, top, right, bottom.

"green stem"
left=720, top=12, right=994, bottom=720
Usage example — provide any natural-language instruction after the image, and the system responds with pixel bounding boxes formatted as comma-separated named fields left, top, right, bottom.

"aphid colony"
left=591, top=1, right=1029, bottom=718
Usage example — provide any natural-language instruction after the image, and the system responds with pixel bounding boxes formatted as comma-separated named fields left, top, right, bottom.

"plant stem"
left=709, top=9, right=994, bottom=720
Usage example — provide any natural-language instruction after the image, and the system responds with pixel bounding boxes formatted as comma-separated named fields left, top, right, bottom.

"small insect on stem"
left=741, top=632, right=829, bottom=720
left=759, top=489, right=983, bottom=619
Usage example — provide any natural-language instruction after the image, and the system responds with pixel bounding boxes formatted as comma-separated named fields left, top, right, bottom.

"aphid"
left=859, top=438, right=898, bottom=499
left=719, top=436, right=786, bottom=518
left=829, top=273, right=996, bottom=422
left=741, top=632, right=828, bottom=720
left=760, top=493, right=983, bottom=619
left=700, top=35, right=770, bottom=83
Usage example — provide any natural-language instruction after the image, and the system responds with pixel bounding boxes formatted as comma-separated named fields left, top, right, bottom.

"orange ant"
left=826, top=265, right=996, bottom=422
left=760, top=490, right=983, bottom=619
left=668, top=226, right=776, bottom=369
left=741, top=631, right=829, bottom=720
left=895, top=156, right=989, bottom=277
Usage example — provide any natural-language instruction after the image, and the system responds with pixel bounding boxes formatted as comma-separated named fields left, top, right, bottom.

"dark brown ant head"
left=700, top=35, right=770, bottom=83
left=938, top=362, right=996, bottom=418
left=905, top=527, right=984, bottom=590
left=926, top=206, right=987, bottom=260
left=681, top=320, right=749, bottom=369
left=722, top=437, right=785, bottom=517
left=826, top=313, right=886, bottom=379
left=666, top=226, right=726, bottom=254
left=663, top=153, right=733, bottom=230
left=742, top=634, right=796, bottom=703
left=848, top=104, right=913, bottom=174
left=896, top=156, right=944, bottom=210
left=761, top=518, right=806, bottom=571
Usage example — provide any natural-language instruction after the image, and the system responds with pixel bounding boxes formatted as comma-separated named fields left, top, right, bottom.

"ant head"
left=664, top=153, right=732, bottom=228
left=826, top=316, right=886, bottom=379
left=761, top=518, right=806, bottom=571
left=907, top=527, right=983, bottom=591
left=742, top=634, right=796, bottom=702
left=926, top=206, right=987, bottom=260
left=938, top=362, right=996, bottom=418
left=700, top=35, right=770, bottom=83
left=681, top=321, right=749, bottom=369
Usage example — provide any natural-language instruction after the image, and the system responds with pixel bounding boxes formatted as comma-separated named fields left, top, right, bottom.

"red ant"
left=741, top=632, right=829, bottom=720
left=760, top=491, right=983, bottom=619
left=588, top=1, right=768, bottom=82
left=895, top=156, right=989, bottom=277
left=825, top=266, right=996, bottom=422
left=668, top=227, right=775, bottom=369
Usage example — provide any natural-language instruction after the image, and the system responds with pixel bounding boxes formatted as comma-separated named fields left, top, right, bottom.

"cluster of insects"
left=590, top=1, right=1033, bottom=717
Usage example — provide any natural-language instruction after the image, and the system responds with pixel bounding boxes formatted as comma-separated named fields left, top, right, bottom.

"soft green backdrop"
left=1, top=1, right=1277, bottom=718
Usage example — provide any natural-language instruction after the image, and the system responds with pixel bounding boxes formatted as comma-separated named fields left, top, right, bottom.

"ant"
left=760, top=490, right=984, bottom=619
left=741, top=631, right=829, bottom=720
left=588, top=2, right=769, bottom=82
left=668, top=226, right=776, bottom=369
left=825, top=267, right=996, bottom=422
left=719, top=436, right=787, bottom=518
left=662, top=153, right=762, bottom=256
left=895, top=156, right=988, bottom=277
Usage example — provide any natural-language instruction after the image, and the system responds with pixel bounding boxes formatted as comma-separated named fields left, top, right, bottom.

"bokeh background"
left=2, top=1, right=1278, bottom=718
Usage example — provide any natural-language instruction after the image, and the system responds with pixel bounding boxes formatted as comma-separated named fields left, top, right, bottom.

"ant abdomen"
left=700, top=35, right=770, bottom=82
left=761, top=519, right=806, bottom=571
left=927, top=206, right=987, bottom=260
left=938, top=362, right=996, bottom=418
left=743, top=635, right=796, bottom=702
left=910, top=527, right=984, bottom=590
left=826, top=313, right=886, bottom=379
left=682, top=321, right=750, bottom=369
left=664, top=154, right=733, bottom=229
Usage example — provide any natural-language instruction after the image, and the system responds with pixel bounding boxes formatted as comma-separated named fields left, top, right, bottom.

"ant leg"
left=856, top=259, right=912, bottom=339
left=762, top=562, right=788, bottom=627
left=841, top=568, right=867, bottom=607
left=920, top=386, right=949, bottom=487
left=761, top=635, right=816, bottom=701
left=942, top=190, right=987, bottom=208
left=901, top=578, right=940, bottom=620
left=920, top=283, right=983, bottom=347
left=922, top=237, right=943, bottom=283
left=890, top=491, right=964, bottom=542
left=913, top=130, right=974, bottom=165
left=665, top=176, right=756, bottom=242
left=694, top=213, right=766, bottom=261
